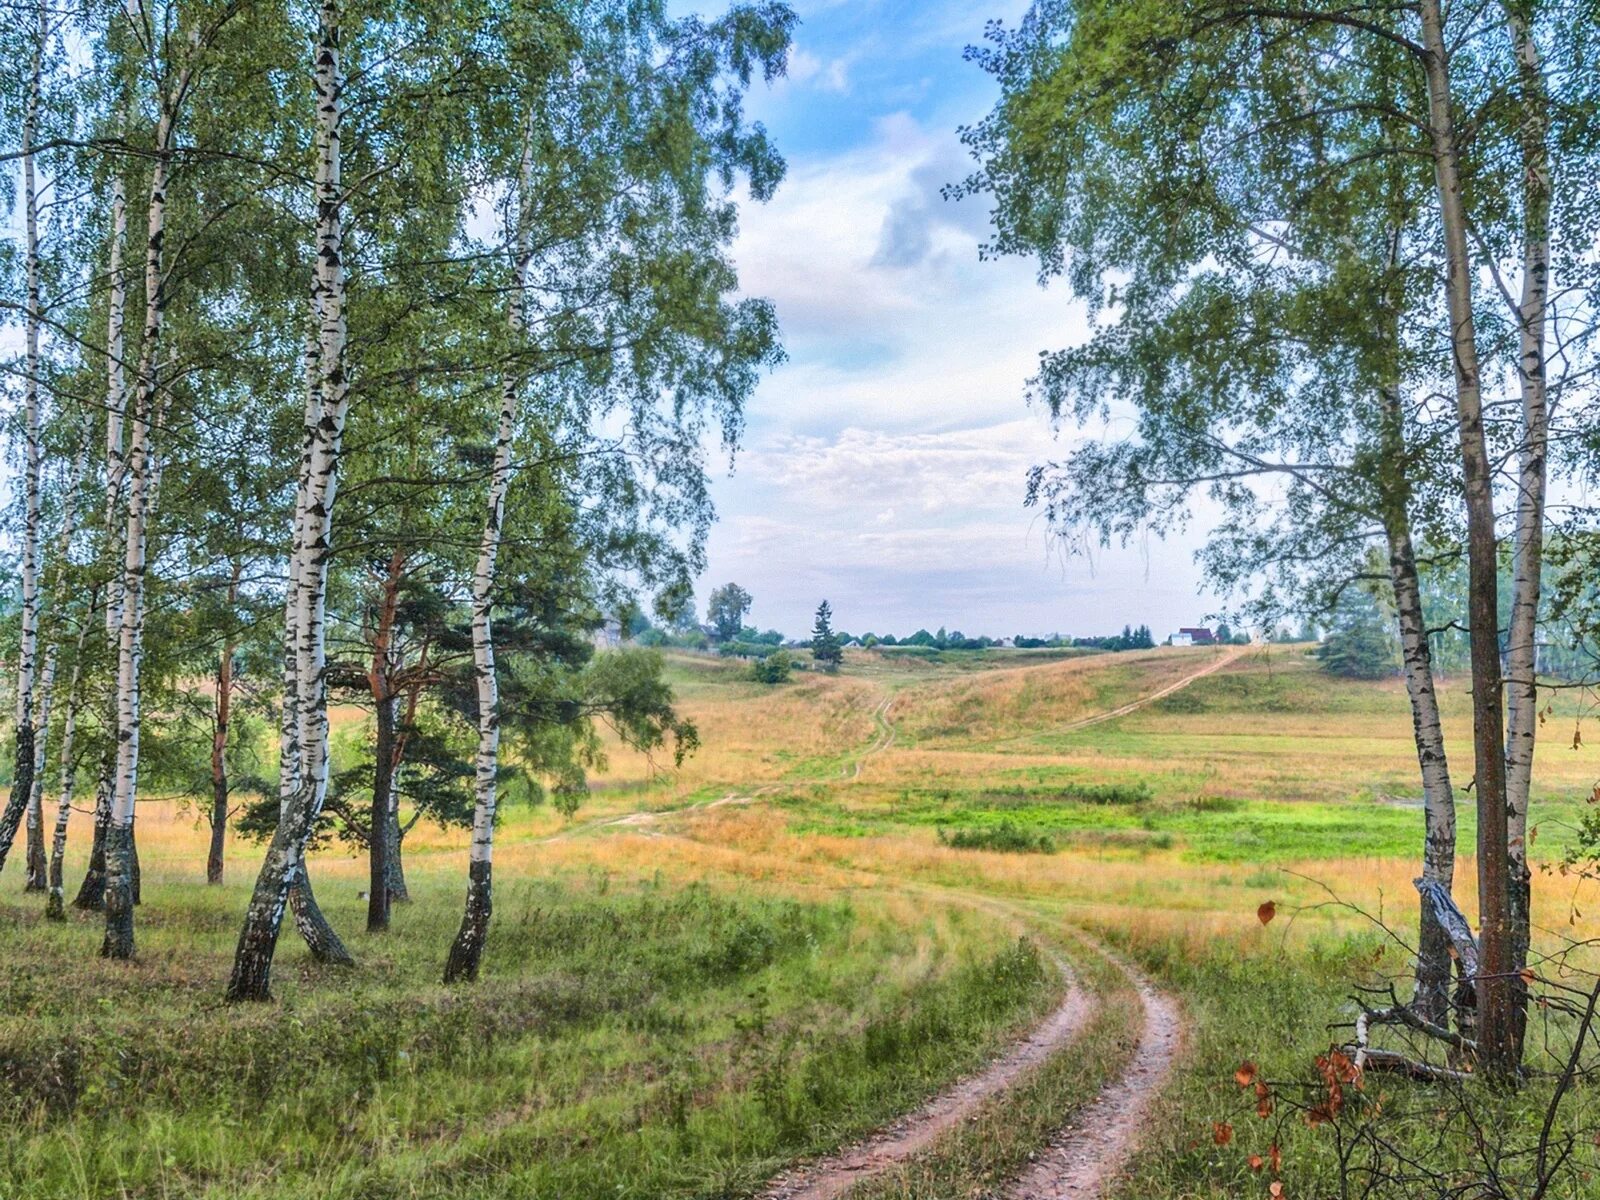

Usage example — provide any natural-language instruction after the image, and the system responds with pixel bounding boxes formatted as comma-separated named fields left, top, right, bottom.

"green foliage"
left=707, top=583, right=753, bottom=642
left=811, top=600, right=842, bottom=669
left=1317, top=590, right=1398, bottom=680
left=749, top=648, right=794, bottom=684
left=937, top=820, right=1057, bottom=854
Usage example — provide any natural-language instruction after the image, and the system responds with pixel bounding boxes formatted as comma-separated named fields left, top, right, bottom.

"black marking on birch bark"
left=444, top=859, right=493, bottom=983
left=0, top=722, right=37, bottom=875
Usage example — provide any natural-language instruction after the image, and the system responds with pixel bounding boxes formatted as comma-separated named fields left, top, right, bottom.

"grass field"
left=5, top=642, right=1600, bottom=1197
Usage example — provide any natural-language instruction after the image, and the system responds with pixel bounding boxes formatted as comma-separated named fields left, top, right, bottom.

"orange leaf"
left=1258, top=900, right=1277, bottom=926
left=1269, top=1183, right=1286, bottom=1198
left=1248, top=1154, right=1264, bottom=1171
left=1530, top=825, right=1539, bottom=845
left=1235, top=1061, right=1258, bottom=1088
left=1214, top=1121, right=1234, bottom=1146
left=1520, top=968, right=1537, bottom=985
left=1270, top=1143, right=1282, bottom=1173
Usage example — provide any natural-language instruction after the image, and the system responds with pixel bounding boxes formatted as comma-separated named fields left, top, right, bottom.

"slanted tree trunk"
left=446, top=123, right=535, bottom=984
left=0, top=2, right=48, bottom=881
left=1500, top=1, right=1550, bottom=1063
left=1419, top=0, right=1516, bottom=1078
left=288, top=862, right=354, bottom=965
left=229, top=3, right=351, bottom=1001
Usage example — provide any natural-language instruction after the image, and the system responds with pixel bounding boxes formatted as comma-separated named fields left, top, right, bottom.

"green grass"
left=0, top=867, right=1060, bottom=1200
left=1100, top=922, right=1600, bottom=1200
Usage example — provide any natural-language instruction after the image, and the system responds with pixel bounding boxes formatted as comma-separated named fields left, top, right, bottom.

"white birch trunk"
left=44, top=601, right=93, bottom=920
left=1500, top=2, right=1551, bottom=1048
left=229, top=2, right=353, bottom=998
left=24, top=418, right=93, bottom=892
left=0, top=1, right=49, bottom=878
left=103, top=87, right=179, bottom=958
left=73, top=155, right=130, bottom=914
left=445, top=125, right=537, bottom=984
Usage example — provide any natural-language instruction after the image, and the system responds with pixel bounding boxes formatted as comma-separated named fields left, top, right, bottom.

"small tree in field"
left=707, top=583, right=752, bottom=643
left=811, top=601, right=842, bottom=671
left=1319, top=591, right=1397, bottom=680
left=749, top=649, right=792, bottom=684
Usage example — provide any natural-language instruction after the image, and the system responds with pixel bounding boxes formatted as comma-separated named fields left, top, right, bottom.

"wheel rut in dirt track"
left=758, top=951, right=1095, bottom=1200
left=1003, top=934, right=1182, bottom=1200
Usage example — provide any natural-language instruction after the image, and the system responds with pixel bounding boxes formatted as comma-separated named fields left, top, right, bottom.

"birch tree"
left=961, top=0, right=1596, bottom=1075
left=228, top=0, right=354, bottom=999
left=0, top=0, right=51, bottom=881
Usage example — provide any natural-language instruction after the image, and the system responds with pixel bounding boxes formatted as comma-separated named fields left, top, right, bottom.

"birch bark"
left=228, top=1, right=353, bottom=999
left=103, top=80, right=181, bottom=958
left=1500, top=2, right=1550, bottom=1057
left=1419, top=0, right=1516, bottom=1076
left=25, top=420, right=92, bottom=892
left=73, top=144, right=131, bottom=913
left=0, top=1, right=49, bottom=879
left=44, top=598, right=93, bottom=920
left=445, top=125, right=536, bottom=984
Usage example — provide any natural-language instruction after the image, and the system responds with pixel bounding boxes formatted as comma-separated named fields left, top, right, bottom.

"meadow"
left=5, top=642, right=1600, bottom=1197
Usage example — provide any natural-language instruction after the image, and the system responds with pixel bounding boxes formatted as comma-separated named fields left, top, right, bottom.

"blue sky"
left=684, top=0, right=1219, bottom=640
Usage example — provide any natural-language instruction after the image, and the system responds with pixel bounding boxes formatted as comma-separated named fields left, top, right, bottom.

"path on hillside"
left=843, top=693, right=895, bottom=780
left=1055, top=646, right=1248, bottom=734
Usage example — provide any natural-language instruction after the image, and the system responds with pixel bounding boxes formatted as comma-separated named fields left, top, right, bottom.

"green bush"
left=937, top=820, right=1057, bottom=854
left=749, top=649, right=793, bottom=684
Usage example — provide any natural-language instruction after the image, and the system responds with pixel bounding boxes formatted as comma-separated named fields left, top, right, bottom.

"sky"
left=680, top=0, right=1219, bottom=641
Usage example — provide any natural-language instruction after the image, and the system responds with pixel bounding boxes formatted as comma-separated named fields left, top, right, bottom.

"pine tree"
left=811, top=601, right=842, bottom=671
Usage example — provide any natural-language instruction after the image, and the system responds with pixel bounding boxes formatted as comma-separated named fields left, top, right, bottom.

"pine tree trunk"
left=1419, top=0, right=1516, bottom=1078
left=1500, top=2, right=1550, bottom=1063
left=365, top=554, right=401, bottom=932
left=1, top=1, right=48, bottom=881
left=229, top=3, right=351, bottom=1001
left=368, top=690, right=394, bottom=932
left=445, top=123, right=534, bottom=985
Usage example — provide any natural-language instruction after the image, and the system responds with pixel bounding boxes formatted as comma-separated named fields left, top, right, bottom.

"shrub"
left=749, top=649, right=793, bottom=684
left=937, top=820, right=1056, bottom=854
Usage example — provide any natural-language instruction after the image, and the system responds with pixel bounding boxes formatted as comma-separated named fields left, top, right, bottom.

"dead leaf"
left=1258, top=900, right=1277, bottom=926
left=1235, top=1061, right=1258, bottom=1088
left=1214, top=1122, right=1234, bottom=1146
left=1270, top=1143, right=1282, bottom=1174
left=1248, top=1154, right=1264, bottom=1171
left=1520, top=968, right=1537, bottom=985
left=1269, top=1183, right=1286, bottom=1199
